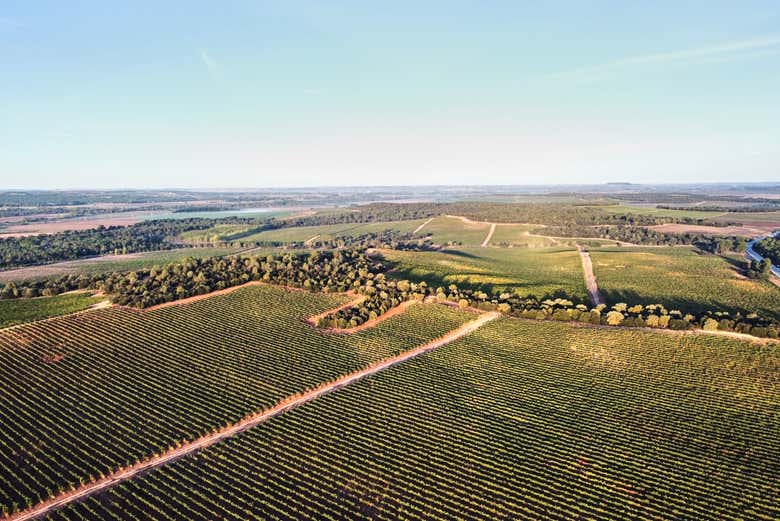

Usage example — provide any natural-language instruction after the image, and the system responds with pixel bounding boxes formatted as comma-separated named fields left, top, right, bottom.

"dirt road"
left=8, top=310, right=499, bottom=521
left=412, top=217, right=434, bottom=235
left=481, top=223, right=496, bottom=247
left=577, top=245, right=603, bottom=306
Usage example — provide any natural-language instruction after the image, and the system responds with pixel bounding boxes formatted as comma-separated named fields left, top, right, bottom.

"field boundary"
left=6, top=309, right=500, bottom=521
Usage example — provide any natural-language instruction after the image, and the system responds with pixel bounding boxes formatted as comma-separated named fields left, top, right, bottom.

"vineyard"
left=41, top=318, right=780, bottom=520
left=380, top=246, right=588, bottom=302
left=221, top=220, right=427, bottom=245
left=0, top=247, right=241, bottom=284
left=0, top=285, right=473, bottom=516
left=416, top=216, right=491, bottom=246
left=0, top=293, right=102, bottom=329
left=589, top=246, right=780, bottom=320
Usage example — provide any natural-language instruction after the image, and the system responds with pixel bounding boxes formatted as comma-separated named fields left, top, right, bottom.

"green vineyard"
left=41, top=318, right=780, bottom=520
left=0, top=285, right=473, bottom=516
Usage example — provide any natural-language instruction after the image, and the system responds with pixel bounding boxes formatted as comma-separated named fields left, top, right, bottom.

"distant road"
left=746, top=232, right=780, bottom=278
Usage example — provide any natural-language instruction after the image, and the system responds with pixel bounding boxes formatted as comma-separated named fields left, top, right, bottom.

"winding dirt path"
left=7, top=309, right=500, bottom=521
left=412, top=217, right=434, bottom=235
left=304, top=235, right=321, bottom=246
left=481, top=223, right=496, bottom=247
left=577, top=245, right=603, bottom=306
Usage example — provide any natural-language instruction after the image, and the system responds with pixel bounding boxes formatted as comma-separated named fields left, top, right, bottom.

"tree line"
left=0, top=218, right=259, bottom=269
left=1, top=247, right=777, bottom=339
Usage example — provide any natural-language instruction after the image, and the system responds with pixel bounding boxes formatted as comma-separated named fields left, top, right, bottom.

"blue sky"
left=1, top=1, right=779, bottom=188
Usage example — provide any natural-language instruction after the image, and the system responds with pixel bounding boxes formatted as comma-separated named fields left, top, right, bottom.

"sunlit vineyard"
left=415, top=215, right=490, bottom=245
left=0, top=285, right=473, bottom=516
left=381, top=246, right=587, bottom=302
left=233, top=219, right=427, bottom=244
left=590, top=246, right=780, bottom=319
left=45, top=318, right=780, bottom=520
left=0, top=293, right=101, bottom=328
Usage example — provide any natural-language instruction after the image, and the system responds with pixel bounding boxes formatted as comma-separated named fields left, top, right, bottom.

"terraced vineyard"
left=381, top=246, right=587, bottom=302
left=44, top=318, right=780, bottom=520
left=589, top=246, right=780, bottom=319
left=0, top=285, right=473, bottom=516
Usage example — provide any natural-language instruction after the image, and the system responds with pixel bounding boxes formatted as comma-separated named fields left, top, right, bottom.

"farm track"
left=412, top=217, right=434, bottom=235
left=7, top=309, right=500, bottom=521
left=577, top=245, right=603, bottom=306
left=481, top=223, right=496, bottom=247
left=303, top=235, right=320, bottom=246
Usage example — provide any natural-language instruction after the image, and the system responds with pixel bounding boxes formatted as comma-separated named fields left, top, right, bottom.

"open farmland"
left=416, top=216, right=491, bottom=246
left=225, top=219, right=428, bottom=244
left=380, top=247, right=587, bottom=302
left=0, top=293, right=103, bottom=329
left=0, top=247, right=241, bottom=283
left=44, top=318, right=780, bottom=520
left=601, top=204, right=725, bottom=220
left=0, top=285, right=474, bottom=516
left=487, top=224, right=559, bottom=247
left=589, top=246, right=780, bottom=320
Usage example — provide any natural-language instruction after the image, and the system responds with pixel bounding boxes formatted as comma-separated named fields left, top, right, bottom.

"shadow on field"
left=600, top=288, right=779, bottom=321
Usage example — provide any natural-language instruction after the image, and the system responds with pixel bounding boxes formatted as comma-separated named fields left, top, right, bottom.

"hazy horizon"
left=2, top=1, right=779, bottom=188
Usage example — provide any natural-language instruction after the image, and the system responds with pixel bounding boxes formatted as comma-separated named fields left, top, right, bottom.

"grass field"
left=601, top=204, right=726, bottom=220
left=487, top=224, right=559, bottom=247
left=380, top=247, right=587, bottom=302
left=46, top=318, right=779, bottom=520
left=0, top=247, right=241, bottom=283
left=417, top=216, right=491, bottom=246
left=589, top=246, right=780, bottom=319
left=0, top=293, right=102, bottom=329
left=226, top=219, right=429, bottom=244
left=0, top=285, right=474, bottom=515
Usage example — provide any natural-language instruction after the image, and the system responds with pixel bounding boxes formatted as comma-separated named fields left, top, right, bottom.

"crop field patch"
left=380, top=246, right=587, bottom=302
left=237, top=219, right=428, bottom=244
left=0, top=247, right=242, bottom=284
left=45, top=318, right=780, bottom=520
left=589, top=246, right=780, bottom=319
left=418, top=216, right=492, bottom=246
left=488, top=224, right=559, bottom=247
left=0, top=285, right=474, bottom=516
left=0, top=292, right=103, bottom=328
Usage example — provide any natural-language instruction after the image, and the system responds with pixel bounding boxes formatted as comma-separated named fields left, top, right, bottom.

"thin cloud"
left=541, top=34, right=780, bottom=81
left=200, top=50, right=217, bottom=71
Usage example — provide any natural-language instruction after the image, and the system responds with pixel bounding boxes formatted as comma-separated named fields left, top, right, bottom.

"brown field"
left=646, top=223, right=770, bottom=237
left=0, top=213, right=153, bottom=237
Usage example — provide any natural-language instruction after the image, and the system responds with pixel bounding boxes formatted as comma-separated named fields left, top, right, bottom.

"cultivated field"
left=589, top=246, right=780, bottom=319
left=380, top=247, right=587, bottom=302
left=418, top=216, right=492, bottom=246
left=646, top=223, right=766, bottom=237
left=226, top=219, right=428, bottom=244
left=0, top=285, right=474, bottom=516
left=44, top=318, right=780, bottom=520
left=0, top=248, right=241, bottom=283
left=487, top=224, right=559, bottom=247
left=602, top=204, right=725, bottom=220
left=0, top=293, right=102, bottom=329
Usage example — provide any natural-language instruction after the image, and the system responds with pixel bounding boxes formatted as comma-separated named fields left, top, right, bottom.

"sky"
left=1, top=1, right=779, bottom=189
